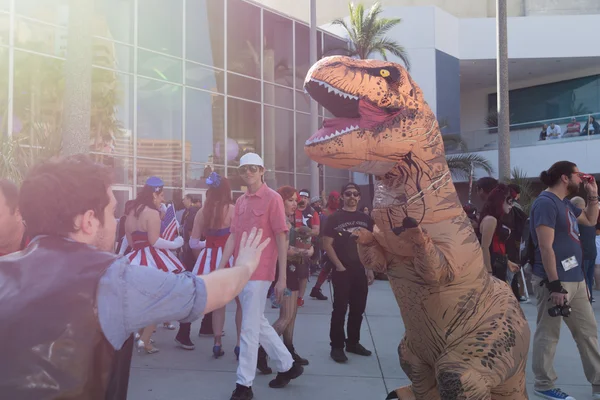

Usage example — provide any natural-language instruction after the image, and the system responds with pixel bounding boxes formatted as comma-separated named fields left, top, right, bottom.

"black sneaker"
left=346, top=343, right=372, bottom=356
left=310, top=287, right=328, bottom=300
left=174, top=336, right=195, bottom=350
left=330, top=348, right=348, bottom=363
left=257, top=346, right=272, bottom=375
left=268, top=362, right=304, bottom=388
left=230, top=384, right=253, bottom=400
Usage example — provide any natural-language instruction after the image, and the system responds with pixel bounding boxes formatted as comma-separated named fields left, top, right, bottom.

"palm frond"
left=510, top=167, right=536, bottom=214
left=372, top=18, right=402, bottom=37
left=441, top=134, right=467, bottom=152
left=446, top=154, right=493, bottom=180
left=369, top=38, right=411, bottom=70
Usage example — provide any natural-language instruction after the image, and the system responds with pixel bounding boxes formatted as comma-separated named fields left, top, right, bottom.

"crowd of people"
left=2, top=153, right=600, bottom=400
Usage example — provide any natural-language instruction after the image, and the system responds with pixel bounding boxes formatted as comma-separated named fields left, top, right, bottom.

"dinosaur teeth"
left=309, top=78, right=358, bottom=101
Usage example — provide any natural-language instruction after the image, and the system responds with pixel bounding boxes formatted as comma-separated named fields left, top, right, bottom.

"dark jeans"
left=330, top=268, right=368, bottom=349
left=584, top=259, right=595, bottom=301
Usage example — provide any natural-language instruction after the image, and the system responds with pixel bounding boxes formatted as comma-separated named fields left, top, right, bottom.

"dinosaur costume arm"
left=355, top=228, right=387, bottom=273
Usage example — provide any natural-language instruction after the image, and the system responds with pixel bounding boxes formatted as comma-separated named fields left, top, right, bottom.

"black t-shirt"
left=324, top=209, right=374, bottom=270
left=183, top=206, right=200, bottom=242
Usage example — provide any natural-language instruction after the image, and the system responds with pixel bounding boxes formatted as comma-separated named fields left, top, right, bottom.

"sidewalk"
left=128, top=279, right=598, bottom=400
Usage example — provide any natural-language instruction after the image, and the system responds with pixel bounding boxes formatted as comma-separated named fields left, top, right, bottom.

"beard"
left=567, top=180, right=579, bottom=196
left=94, top=228, right=115, bottom=252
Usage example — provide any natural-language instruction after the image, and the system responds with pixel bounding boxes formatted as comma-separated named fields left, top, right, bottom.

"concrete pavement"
left=128, top=280, right=598, bottom=400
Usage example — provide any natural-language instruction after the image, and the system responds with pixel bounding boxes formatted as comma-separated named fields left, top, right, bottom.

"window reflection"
left=264, top=106, right=294, bottom=173
left=186, top=0, right=224, bottom=68
left=325, top=166, right=350, bottom=179
left=138, top=49, right=183, bottom=84
left=16, top=0, right=68, bottom=25
left=227, top=98, right=261, bottom=167
left=295, top=112, right=311, bottom=174
left=296, top=174, right=310, bottom=193
left=94, top=0, right=134, bottom=44
left=0, top=14, right=8, bottom=46
left=296, top=91, right=310, bottom=113
left=323, top=34, right=348, bottom=57
left=186, top=164, right=225, bottom=189
left=92, top=38, right=133, bottom=73
left=228, top=73, right=261, bottom=102
left=91, top=69, right=133, bottom=157
left=138, top=0, right=183, bottom=57
left=137, top=78, right=183, bottom=161
left=0, top=1, right=7, bottom=11
left=265, top=171, right=294, bottom=190
left=15, top=17, right=67, bottom=57
left=227, top=0, right=260, bottom=78
left=137, top=160, right=183, bottom=188
left=264, top=83, right=293, bottom=109
left=186, top=88, right=224, bottom=164
left=263, top=10, right=293, bottom=87
left=186, top=63, right=223, bottom=93
left=295, top=23, right=321, bottom=89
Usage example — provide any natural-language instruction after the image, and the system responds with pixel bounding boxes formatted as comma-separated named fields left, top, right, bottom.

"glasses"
left=238, top=165, right=259, bottom=174
left=344, top=191, right=360, bottom=198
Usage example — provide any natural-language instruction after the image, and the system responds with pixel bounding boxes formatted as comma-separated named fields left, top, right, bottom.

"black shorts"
left=295, top=262, right=309, bottom=280
left=286, top=264, right=300, bottom=291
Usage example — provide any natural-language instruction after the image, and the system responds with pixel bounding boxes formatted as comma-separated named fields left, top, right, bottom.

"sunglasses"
left=344, top=191, right=360, bottom=198
left=238, top=165, right=260, bottom=174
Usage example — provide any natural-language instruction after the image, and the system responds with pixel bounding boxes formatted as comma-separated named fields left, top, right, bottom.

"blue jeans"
left=584, top=259, right=595, bottom=301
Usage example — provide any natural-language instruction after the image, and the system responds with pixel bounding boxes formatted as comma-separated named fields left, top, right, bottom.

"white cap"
left=239, top=152, right=264, bottom=168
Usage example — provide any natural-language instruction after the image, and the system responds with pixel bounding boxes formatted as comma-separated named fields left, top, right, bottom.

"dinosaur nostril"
left=402, top=217, right=419, bottom=228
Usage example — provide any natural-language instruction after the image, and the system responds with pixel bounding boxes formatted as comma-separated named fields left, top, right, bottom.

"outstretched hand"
left=351, top=227, right=375, bottom=245
left=235, top=228, right=271, bottom=274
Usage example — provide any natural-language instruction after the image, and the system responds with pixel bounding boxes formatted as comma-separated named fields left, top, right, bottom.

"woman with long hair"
left=479, top=183, right=520, bottom=282
left=258, top=186, right=311, bottom=373
left=179, top=172, right=242, bottom=359
left=124, top=176, right=185, bottom=354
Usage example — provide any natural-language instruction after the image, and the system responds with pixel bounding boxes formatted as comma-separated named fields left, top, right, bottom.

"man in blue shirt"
left=530, top=161, right=600, bottom=400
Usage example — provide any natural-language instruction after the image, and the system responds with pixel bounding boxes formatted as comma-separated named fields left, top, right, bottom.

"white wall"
left=460, top=14, right=600, bottom=60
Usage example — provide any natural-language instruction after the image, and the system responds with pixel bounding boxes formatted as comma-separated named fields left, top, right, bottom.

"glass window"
left=264, top=106, right=294, bottom=173
left=227, top=98, right=261, bottom=166
left=16, top=0, right=68, bottom=25
left=94, top=0, right=134, bottom=43
left=186, top=63, right=223, bottom=93
left=325, top=177, right=350, bottom=195
left=323, top=33, right=348, bottom=58
left=13, top=50, right=64, bottom=139
left=137, top=160, right=183, bottom=188
left=186, top=0, right=224, bottom=68
left=0, top=13, right=8, bottom=46
left=186, top=164, right=225, bottom=189
left=295, top=112, right=312, bottom=174
left=138, top=49, right=183, bottom=84
left=92, top=38, right=133, bottom=73
left=295, top=91, right=310, bottom=113
left=264, top=171, right=294, bottom=190
left=264, top=83, right=293, bottom=110
left=0, top=47, right=7, bottom=135
left=227, top=0, right=260, bottom=78
left=0, top=1, right=8, bottom=11
left=294, top=23, right=321, bottom=89
left=137, top=78, right=183, bottom=161
left=296, top=174, right=310, bottom=192
left=325, top=166, right=350, bottom=179
left=227, top=73, right=260, bottom=102
left=186, top=88, right=225, bottom=164
left=112, top=188, right=132, bottom=218
left=91, top=69, right=133, bottom=157
left=90, top=155, right=133, bottom=185
left=263, top=10, right=293, bottom=87
left=15, top=17, right=68, bottom=57
left=138, top=0, right=183, bottom=57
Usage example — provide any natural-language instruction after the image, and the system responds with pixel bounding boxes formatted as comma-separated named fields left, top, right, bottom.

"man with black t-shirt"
left=323, top=183, right=374, bottom=363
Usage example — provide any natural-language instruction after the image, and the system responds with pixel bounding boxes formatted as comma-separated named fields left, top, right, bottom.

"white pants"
left=236, top=280, right=293, bottom=387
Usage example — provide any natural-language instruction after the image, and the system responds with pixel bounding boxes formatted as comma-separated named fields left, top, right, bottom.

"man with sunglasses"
left=323, top=183, right=375, bottom=363
left=529, top=161, right=600, bottom=400
left=218, top=153, right=303, bottom=400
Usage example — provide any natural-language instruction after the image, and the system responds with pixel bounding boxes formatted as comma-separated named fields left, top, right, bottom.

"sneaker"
left=533, top=388, right=576, bottom=400
left=346, top=343, right=372, bottom=356
left=174, top=336, right=195, bottom=350
left=230, top=384, right=254, bottom=400
left=310, top=287, right=328, bottom=300
left=287, top=345, right=309, bottom=366
left=268, top=362, right=304, bottom=388
left=330, top=348, right=348, bottom=363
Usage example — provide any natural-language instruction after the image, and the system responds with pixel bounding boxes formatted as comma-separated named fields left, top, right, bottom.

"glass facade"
left=489, top=74, right=600, bottom=124
left=0, top=0, right=350, bottom=211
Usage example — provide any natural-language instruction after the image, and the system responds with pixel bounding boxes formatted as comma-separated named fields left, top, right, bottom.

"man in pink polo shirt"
left=218, top=153, right=303, bottom=400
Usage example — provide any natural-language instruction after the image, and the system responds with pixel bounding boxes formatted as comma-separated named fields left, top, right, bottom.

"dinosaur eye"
left=380, top=69, right=390, bottom=78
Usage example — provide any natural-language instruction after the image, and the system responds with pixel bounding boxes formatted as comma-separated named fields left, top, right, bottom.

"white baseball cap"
left=239, top=152, right=264, bottom=168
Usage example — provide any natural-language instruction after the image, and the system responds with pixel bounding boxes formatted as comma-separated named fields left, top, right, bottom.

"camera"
left=548, top=302, right=571, bottom=318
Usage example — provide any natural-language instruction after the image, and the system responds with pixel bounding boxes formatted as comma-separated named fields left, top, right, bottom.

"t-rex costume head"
left=304, top=56, right=530, bottom=400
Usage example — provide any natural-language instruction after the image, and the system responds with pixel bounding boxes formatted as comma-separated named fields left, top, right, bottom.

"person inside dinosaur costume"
left=303, top=56, right=530, bottom=400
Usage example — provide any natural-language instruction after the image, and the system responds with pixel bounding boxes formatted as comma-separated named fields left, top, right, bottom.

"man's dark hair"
left=19, top=155, right=113, bottom=237
left=476, top=177, right=498, bottom=194
left=0, top=179, right=19, bottom=214
left=540, top=161, right=577, bottom=188
left=507, top=183, right=521, bottom=195
left=184, top=194, right=193, bottom=201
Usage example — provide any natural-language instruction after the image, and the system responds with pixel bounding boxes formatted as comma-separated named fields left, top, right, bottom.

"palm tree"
left=510, top=167, right=535, bottom=214
left=328, top=2, right=410, bottom=70
left=442, top=134, right=493, bottom=180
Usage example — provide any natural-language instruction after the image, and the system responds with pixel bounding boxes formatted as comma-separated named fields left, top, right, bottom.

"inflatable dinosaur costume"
left=303, top=56, right=530, bottom=400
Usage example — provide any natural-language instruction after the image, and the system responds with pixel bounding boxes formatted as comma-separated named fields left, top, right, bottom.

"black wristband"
left=589, top=196, right=599, bottom=202
left=546, top=280, right=564, bottom=293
